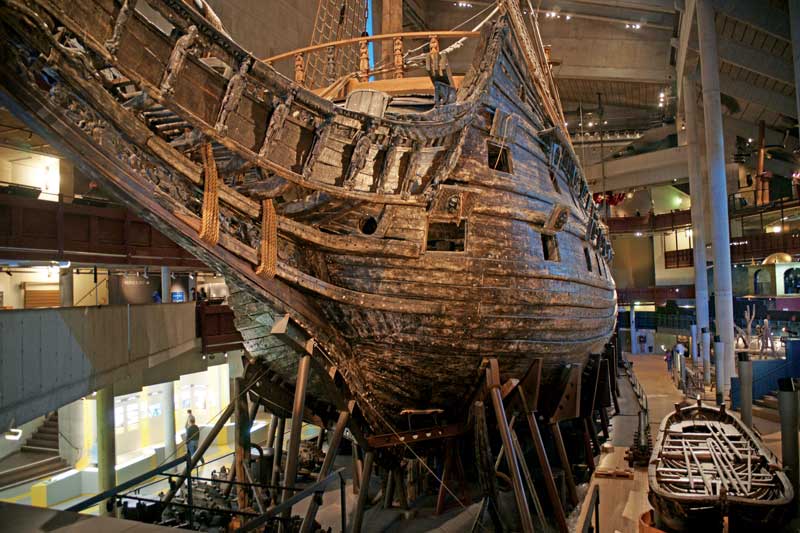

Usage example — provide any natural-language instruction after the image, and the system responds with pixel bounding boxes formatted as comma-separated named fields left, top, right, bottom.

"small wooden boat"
left=648, top=399, right=794, bottom=532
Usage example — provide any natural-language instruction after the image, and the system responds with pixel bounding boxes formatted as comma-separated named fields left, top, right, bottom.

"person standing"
left=186, top=420, right=201, bottom=463
left=665, top=348, right=673, bottom=373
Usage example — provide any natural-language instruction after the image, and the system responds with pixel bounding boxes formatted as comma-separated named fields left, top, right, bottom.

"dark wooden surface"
left=0, top=0, right=616, bottom=433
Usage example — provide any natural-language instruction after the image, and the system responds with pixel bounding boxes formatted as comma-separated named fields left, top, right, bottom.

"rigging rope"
left=255, top=198, right=278, bottom=278
left=199, top=143, right=220, bottom=246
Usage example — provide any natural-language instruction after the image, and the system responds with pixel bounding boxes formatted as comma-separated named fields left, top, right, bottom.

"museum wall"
left=609, top=235, right=654, bottom=289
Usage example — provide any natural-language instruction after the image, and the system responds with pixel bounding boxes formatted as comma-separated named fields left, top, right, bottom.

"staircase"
left=23, top=412, right=60, bottom=452
left=0, top=413, right=70, bottom=490
left=753, top=390, right=781, bottom=423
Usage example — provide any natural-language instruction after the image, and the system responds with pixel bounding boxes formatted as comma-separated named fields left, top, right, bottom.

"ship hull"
left=0, top=0, right=616, bottom=433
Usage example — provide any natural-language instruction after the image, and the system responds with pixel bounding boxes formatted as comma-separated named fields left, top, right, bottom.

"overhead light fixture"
left=453, top=1, right=472, bottom=7
left=659, top=92, right=665, bottom=99
left=748, top=138, right=753, bottom=143
left=565, top=15, right=571, bottom=20
left=189, top=273, right=194, bottom=280
left=143, top=266, right=149, bottom=280
left=170, top=272, right=176, bottom=280
left=635, top=231, right=643, bottom=237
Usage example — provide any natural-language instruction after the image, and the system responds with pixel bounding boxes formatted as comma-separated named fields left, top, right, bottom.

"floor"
left=573, top=353, right=796, bottom=533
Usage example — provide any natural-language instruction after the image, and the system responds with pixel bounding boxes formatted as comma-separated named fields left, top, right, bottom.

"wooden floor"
left=575, top=353, right=794, bottom=533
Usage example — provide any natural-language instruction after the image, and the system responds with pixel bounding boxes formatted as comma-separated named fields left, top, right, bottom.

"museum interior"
left=0, top=0, right=800, bottom=531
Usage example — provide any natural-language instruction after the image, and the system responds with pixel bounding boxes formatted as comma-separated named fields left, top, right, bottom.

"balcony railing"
left=664, top=231, right=800, bottom=268
left=606, top=209, right=692, bottom=234
left=617, top=285, right=695, bottom=305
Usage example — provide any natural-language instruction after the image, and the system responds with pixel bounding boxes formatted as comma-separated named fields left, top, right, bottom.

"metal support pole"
left=684, top=77, right=711, bottom=378
left=630, top=305, right=637, bottom=354
left=714, top=339, right=725, bottom=405
left=351, top=450, right=374, bottom=533
left=697, top=0, right=735, bottom=395
left=778, top=378, right=800, bottom=505
left=96, top=385, right=116, bottom=516
left=163, top=400, right=235, bottom=503
left=281, top=354, right=312, bottom=519
left=300, top=410, right=350, bottom=533
left=271, top=417, right=286, bottom=496
left=486, top=360, right=535, bottom=533
left=737, top=353, right=753, bottom=429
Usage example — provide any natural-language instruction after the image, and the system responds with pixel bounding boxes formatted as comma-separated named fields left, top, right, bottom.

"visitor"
left=674, top=339, right=686, bottom=359
left=665, top=348, right=673, bottom=373
left=198, top=287, right=208, bottom=301
left=190, top=287, right=197, bottom=301
left=186, top=420, right=202, bottom=464
left=185, top=409, right=196, bottom=429
left=152, top=290, right=162, bottom=303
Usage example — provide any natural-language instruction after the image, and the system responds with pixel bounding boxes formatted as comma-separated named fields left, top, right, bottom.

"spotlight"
left=3, top=428, right=21, bottom=441
left=565, top=15, right=571, bottom=20
left=635, top=231, right=643, bottom=237
left=189, top=272, right=194, bottom=280
left=143, top=266, right=149, bottom=280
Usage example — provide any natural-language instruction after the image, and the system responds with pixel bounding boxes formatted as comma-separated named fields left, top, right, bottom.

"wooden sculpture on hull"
left=0, top=0, right=615, bottom=447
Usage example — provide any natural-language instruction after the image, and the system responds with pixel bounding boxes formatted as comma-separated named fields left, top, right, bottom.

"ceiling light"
left=626, top=192, right=634, bottom=199
left=748, top=137, right=753, bottom=143
left=587, top=121, right=594, bottom=127
left=635, top=232, right=643, bottom=237
left=658, top=102, right=664, bottom=108
left=565, top=15, right=571, bottom=20
left=454, top=1, right=472, bottom=7
left=3, top=428, right=21, bottom=441
left=659, top=92, right=665, bottom=99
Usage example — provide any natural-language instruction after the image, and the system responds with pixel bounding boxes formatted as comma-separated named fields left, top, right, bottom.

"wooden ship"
left=648, top=399, right=794, bottom=532
left=0, top=0, right=617, bottom=529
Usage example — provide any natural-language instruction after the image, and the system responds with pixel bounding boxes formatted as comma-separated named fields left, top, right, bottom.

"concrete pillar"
left=697, top=0, right=735, bottom=396
left=163, top=382, right=176, bottom=461
left=790, top=0, right=800, bottom=141
left=160, top=266, right=171, bottom=303
left=737, top=353, right=752, bottom=428
left=630, top=305, right=637, bottom=354
left=714, top=339, right=725, bottom=405
left=684, top=77, right=710, bottom=375
left=59, top=266, right=73, bottom=307
left=702, top=329, right=711, bottom=385
left=57, top=399, right=84, bottom=466
left=96, top=386, right=116, bottom=515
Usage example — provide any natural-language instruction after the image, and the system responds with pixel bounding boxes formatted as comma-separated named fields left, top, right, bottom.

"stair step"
left=26, top=438, right=58, bottom=449
left=752, top=405, right=781, bottom=423
left=0, top=455, right=67, bottom=490
left=21, top=445, right=59, bottom=453
left=37, top=426, right=58, bottom=435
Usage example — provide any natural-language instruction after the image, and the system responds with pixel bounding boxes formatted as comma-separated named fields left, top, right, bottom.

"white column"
left=791, top=1, right=800, bottom=140
left=163, top=382, right=177, bottom=461
left=683, top=77, right=712, bottom=384
left=59, top=266, right=73, bottom=307
left=160, top=266, right=171, bottom=303
left=697, top=0, right=735, bottom=396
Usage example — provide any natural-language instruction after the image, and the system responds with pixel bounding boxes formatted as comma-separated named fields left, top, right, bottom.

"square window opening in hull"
left=584, top=248, right=593, bottom=271
left=542, top=233, right=560, bottom=261
left=487, top=142, right=512, bottom=173
left=427, top=221, right=466, bottom=252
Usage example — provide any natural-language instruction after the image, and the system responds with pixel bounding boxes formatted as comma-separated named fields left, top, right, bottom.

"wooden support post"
left=266, top=413, right=278, bottom=449
left=380, top=0, right=403, bottom=77
left=518, top=386, right=569, bottom=533
left=550, top=420, right=579, bottom=506
left=351, top=440, right=362, bottom=494
left=359, top=40, right=370, bottom=81
left=352, top=450, right=375, bottom=533
left=300, top=409, right=350, bottom=533
left=582, top=417, right=597, bottom=471
left=235, top=377, right=251, bottom=511
left=511, top=429, right=547, bottom=531
left=294, top=52, right=306, bottom=86
left=271, top=416, right=286, bottom=499
left=486, top=359, right=535, bottom=533
left=383, top=469, right=395, bottom=509
left=280, top=354, right=311, bottom=520
left=393, top=37, right=404, bottom=78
